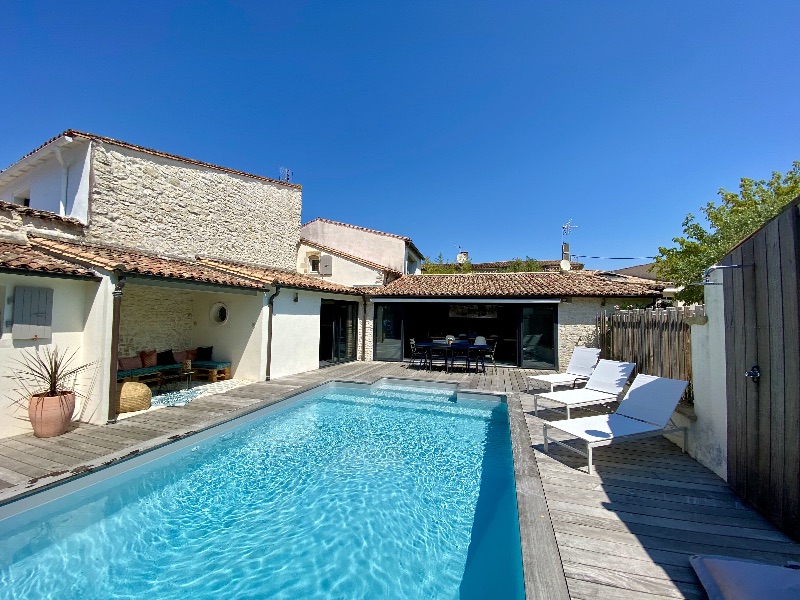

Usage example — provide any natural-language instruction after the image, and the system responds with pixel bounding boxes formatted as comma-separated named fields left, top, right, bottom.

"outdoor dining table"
left=414, top=341, right=491, bottom=373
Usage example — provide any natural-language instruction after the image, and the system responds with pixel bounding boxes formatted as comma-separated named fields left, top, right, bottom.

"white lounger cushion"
left=583, top=359, right=636, bottom=395
left=544, top=413, right=661, bottom=443
left=563, top=346, right=601, bottom=377
left=535, top=387, right=618, bottom=408
left=616, top=374, right=688, bottom=428
left=529, top=372, right=589, bottom=386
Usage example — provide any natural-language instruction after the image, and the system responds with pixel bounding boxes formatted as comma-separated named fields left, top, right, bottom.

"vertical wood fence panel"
left=595, top=305, right=700, bottom=404
left=723, top=200, right=800, bottom=541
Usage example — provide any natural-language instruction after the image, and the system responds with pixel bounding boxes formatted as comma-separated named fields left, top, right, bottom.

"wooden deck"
left=1, top=361, right=799, bottom=599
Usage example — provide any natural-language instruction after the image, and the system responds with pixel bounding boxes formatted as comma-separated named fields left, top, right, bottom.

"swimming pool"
left=0, top=379, right=524, bottom=599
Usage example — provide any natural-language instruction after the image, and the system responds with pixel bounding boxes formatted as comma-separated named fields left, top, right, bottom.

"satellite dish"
left=560, top=259, right=571, bottom=272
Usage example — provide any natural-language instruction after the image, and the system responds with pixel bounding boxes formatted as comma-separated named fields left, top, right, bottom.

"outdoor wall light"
left=293, top=292, right=299, bottom=302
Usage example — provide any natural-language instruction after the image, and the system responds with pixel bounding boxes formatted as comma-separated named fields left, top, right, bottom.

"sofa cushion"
left=140, top=350, right=157, bottom=368
left=157, top=350, right=175, bottom=366
left=173, top=350, right=188, bottom=363
left=196, top=346, right=213, bottom=361
left=118, top=355, right=143, bottom=370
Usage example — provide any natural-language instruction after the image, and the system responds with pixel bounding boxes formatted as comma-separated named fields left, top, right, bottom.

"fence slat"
left=596, top=306, right=698, bottom=403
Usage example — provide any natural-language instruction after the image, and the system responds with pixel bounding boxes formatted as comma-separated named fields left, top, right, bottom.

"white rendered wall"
left=684, top=270, right=728, bottom=479
left=79, top=275, right=114, bottom=426
left=301, top=221, right=407, bottom=273
left=0, top=142, right=91, bottom=222
left=191, top=289, right=267, bottom=381
left=270, top=291, right=322, bottom=379
left=0, top=274, right=103, bottom=438
left=297, top=242, right=384, bottom=287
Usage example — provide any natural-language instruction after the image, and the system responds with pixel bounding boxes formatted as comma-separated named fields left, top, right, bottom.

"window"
left=309, top=255, right=320, bottom=273
left=14, top=189, right=31, bottom=207
left=210, top=302, right=229, bottom=325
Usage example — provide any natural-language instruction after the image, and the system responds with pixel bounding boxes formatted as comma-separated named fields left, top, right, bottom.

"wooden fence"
left=595, top=305, right=704, bottom=403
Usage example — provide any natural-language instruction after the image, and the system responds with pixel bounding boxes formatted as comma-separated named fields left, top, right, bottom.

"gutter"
left=265, top=285, right=281, bottom=380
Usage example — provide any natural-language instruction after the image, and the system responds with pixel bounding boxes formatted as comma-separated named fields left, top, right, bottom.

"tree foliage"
left=654, top=161, right=800, bottom=303
left=496, top=256, right=542, bottom=272
left=422, top=253, right=472, bottom=274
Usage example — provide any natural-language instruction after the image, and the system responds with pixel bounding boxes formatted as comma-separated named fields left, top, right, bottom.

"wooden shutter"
left=12, top=286, right=53, bottom=340
left=319, top=255, right=333, bottom=276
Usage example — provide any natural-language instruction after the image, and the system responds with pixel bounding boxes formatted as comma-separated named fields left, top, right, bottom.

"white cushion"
left=545, top=413, right=660, bottom=443
left=536, top=388, right=617, bottom=407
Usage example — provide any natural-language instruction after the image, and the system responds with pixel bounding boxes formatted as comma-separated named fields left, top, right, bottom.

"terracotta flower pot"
left=28, top=392, right=75, bottom=438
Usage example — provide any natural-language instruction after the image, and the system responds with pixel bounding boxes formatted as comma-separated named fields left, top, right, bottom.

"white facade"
left=0, top=273, right=108, bottom=438
left=297, top=241, right=386, bottom=287
left=301, top=219, right=422, bottom=275
left=0, top=139, right=91, bottom=223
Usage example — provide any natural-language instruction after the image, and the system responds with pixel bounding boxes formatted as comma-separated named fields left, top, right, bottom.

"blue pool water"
left=0, top=381, right=524, bottom=599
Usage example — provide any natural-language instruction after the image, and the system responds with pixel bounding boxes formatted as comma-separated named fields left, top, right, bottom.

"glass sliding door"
left=520, top=305, right=557, bottom=369
left=320, top=300, right=358, bottom=366
left=374, top=303, right=404, bottom=361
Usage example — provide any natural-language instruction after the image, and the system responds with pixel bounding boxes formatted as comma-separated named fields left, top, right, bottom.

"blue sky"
left=3, top=1, right=799, bottom=270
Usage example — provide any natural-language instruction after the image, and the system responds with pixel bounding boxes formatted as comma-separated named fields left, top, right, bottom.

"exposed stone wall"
left=118, top=284, right=194, bottom=357
left=557, top=298, right=603, bottom=369
left=0, top=207, right=84, bottom=242
left=87, top=144, right=302, bottom=269
left=360, top=299, right=374, bottom=361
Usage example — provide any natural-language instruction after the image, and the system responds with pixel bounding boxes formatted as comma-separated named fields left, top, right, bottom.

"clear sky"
left=3, top=1, right=799, bottom=270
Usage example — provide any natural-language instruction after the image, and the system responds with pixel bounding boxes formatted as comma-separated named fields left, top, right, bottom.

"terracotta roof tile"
left=198, top=257, right=362, bottom=295
left=2, top=130, right=300, bottom=190
left=299, top=238, right=401, bottom=275
left=374, top=271, right=664, bottom=298
left=0, top=201, right=85, bottom=227
left=29, top=236, right=263, bottom=289
left=0, top=239, right=97, bottom=278
left=472, top=259, right=585, bottom=272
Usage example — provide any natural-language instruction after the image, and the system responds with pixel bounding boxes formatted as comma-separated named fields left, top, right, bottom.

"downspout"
left=265, top=286, right=281, bottom=380
left=361, top=295, right=368, bottom=361
left=107, top=272, right=126, bottom=424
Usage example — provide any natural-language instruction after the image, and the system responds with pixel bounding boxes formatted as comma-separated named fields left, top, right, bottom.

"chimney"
left=456, top=251, right=469, bottom=264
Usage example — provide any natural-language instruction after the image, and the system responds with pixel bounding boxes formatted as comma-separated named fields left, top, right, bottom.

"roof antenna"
left=279, top=166, right=292, bottom=182
left=561, top=220, right=577, bottom=271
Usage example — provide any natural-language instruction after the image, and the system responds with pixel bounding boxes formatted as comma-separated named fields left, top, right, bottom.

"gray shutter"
left=319, top=255, right=333, bottom=276
left=12, top=286, right=53, bottom=340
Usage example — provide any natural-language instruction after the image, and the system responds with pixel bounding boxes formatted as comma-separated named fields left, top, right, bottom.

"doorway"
left=320, top=300, right=358, bottom=366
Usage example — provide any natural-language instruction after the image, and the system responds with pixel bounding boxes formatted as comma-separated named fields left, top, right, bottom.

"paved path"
left=1, top=361, right=799, bottom=599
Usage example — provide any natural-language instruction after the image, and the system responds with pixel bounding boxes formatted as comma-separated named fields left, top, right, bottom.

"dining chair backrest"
left=410, top=338, right=417, bottom=349
left=445, top=335, right=455, bottom=343
left=474, top=336, right=487, bottom=345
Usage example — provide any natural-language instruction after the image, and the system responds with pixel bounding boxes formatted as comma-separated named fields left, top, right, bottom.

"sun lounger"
left=532, top=359, right=635, bottom=418
left=542, top=374, right=689, bottom=474
left=526, top=346, right=601, bottom=393
left=690, top=554, right=800, bottom=599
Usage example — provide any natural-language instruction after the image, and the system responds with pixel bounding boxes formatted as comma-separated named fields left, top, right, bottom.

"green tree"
left=654, top=161, right=800, bottom=303
left=496, top=256, right=542, bottom=272
left=421, top=253, right=472, bottom=274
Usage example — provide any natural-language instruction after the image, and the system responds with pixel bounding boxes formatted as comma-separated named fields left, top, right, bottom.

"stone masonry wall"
left=87, top=144, right=302, bottom=269
left=118, top=284, right=194, bottom=357
left=557, top=298, right=603, bottom=369
left=360, top=299, right=374, bottom=361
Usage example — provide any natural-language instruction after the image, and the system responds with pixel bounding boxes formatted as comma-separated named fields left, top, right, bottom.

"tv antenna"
left=562, top=219, right=578, bottom=241
left=279, top=166, right=292, bottom=182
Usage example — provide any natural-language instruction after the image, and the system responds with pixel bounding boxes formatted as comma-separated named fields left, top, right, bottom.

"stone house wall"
left=118, top=284, right=194, bottom=357
left=87, top=143, right=302, bottom=270
left=557, top=298, right=606, bottom=369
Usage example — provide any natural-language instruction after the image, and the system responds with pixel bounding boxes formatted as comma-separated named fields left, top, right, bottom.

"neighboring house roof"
left=0, top=130, right=301, bottom=190
left=426, top=259, right=586, bottom=273
left=611, top=262, right=663, bottom=281
left=302, top=217, right=424, bottom=259
left=29, top=235, right=264, bottom=290
left=0, top=239, right=98, bottom=279
left=0, top=200, right=85, bottom=227
left=198, top=257, right=361, bottom=295
left=299, top=238, right=401, bottom=275
left=373, top=271, right=664, bottom=298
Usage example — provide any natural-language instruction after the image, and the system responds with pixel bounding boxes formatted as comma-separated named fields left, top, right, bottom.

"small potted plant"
left=9, top=346, right=95, bottom=438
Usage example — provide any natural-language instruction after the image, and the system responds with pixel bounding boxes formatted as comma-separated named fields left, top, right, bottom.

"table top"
left=415, top=342, right=490, bottom=349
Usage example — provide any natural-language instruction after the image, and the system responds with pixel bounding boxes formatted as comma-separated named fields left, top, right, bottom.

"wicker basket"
left=117, top=382, right=152, bottom=413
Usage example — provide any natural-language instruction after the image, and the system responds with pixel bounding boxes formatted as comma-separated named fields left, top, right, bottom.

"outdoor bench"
left=191, top=361, right=232, bottom=382
left=117, top=364, right=181, bottom=383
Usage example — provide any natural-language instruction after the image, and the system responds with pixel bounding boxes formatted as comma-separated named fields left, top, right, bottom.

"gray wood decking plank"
left=562, top=561, right=704, bottom=599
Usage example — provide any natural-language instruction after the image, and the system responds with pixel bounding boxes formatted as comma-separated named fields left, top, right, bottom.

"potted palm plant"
left=10, top=346, right=95, bottom=438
